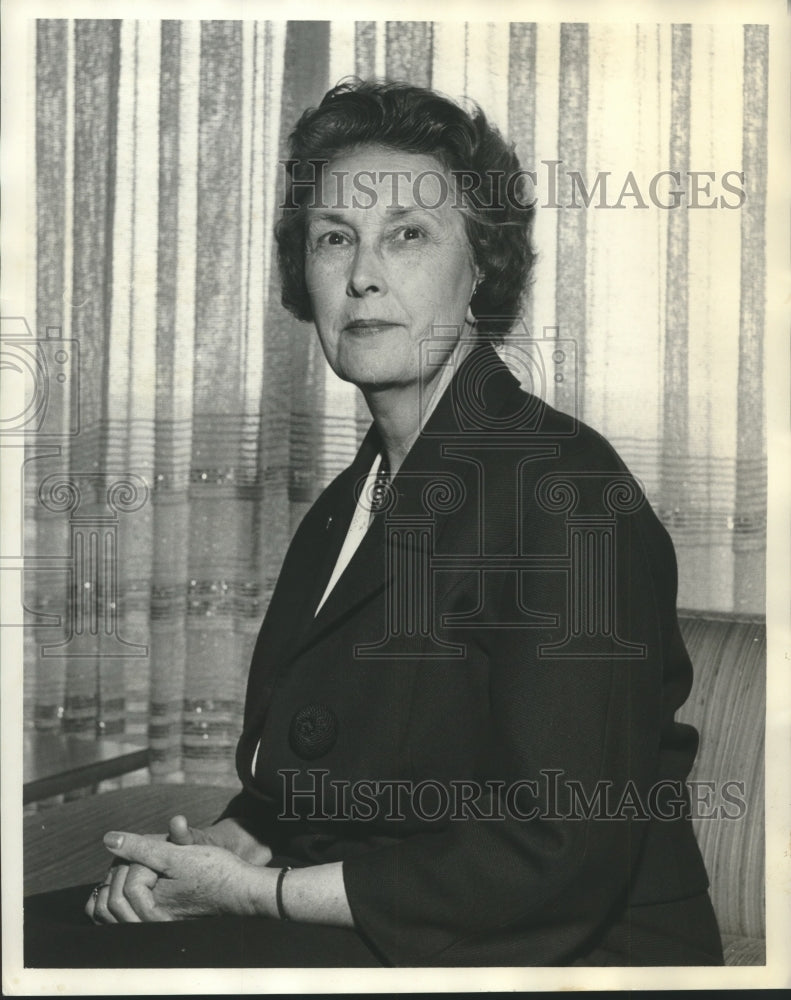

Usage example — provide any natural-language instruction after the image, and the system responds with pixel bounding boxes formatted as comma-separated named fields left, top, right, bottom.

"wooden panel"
left=24, top=784, right=235, bottom=896
left=677, top=613, right=765, bottom=949
left=23, top=734, right=150, bottom=804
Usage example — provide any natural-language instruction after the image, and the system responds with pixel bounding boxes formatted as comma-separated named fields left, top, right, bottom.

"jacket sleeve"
left=341, top=454, right=695, bottom=966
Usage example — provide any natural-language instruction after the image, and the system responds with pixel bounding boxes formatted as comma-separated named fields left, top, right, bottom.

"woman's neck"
left=361, top=336, right=475, bottom=474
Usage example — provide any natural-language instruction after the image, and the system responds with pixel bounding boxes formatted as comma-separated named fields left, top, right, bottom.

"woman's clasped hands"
left=85, top=815, right=274, bottom=924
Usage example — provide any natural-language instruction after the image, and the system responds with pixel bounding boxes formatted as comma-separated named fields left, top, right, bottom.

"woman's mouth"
left=343, top=319, right=403, bottom=334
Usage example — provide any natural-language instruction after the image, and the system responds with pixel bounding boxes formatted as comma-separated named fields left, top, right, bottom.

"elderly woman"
left=27, top=80, right=723, bottom=968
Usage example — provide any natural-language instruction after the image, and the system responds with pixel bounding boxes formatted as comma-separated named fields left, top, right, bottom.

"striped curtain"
left=26, top=20, right=768, bottom=785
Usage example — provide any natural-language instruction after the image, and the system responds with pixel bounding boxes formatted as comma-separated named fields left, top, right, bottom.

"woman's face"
left=304, top=145, right=479, bottom=390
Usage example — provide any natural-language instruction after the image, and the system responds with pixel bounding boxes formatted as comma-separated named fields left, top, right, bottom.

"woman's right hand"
left=86, top=815, right=272, bottom=923
left=167, top=814, right=273, bottom=866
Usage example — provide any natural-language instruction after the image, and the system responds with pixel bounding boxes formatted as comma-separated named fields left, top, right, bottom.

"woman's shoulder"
left=488, top=385, right=670, bottom=537
left=488, top=379, right=637, bottom=479
left=457, top=343, right=637, bottom=478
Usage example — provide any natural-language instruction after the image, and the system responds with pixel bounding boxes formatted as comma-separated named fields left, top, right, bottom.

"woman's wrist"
left=247, top=864, right=281, bottom=919
left=244, top=861, right=354, bottom=927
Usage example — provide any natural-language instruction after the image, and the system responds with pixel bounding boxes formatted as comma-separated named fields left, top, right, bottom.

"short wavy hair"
left=276, top=79, right=536, bottom=340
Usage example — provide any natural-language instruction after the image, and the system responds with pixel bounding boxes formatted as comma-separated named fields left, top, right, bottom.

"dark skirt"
left=24, top=883, right=383, bottom=968
left=24, top=883, right=723, bottom=968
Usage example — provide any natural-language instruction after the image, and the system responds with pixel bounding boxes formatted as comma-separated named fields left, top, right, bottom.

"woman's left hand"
left=98, top=831, right=276, bottom=922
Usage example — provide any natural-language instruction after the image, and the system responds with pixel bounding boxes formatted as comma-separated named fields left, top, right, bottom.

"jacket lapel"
left=270, top=343, right=527, bottom=667
left=300, top=425, right=381, bottom=624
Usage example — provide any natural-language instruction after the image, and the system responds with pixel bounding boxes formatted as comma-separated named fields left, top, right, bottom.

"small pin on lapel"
left=326, top=515, right=333, bottom=530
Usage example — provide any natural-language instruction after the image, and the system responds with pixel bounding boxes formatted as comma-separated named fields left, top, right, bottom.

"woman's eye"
left=317, top=230, right=351, bottom=246
left=387, top=225, right=427, bottom=243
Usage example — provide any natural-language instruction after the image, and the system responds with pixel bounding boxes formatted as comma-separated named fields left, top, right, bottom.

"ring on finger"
left=91, top=881, right=112, bottom=900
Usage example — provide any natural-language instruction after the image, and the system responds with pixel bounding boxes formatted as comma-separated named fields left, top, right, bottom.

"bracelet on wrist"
left=276, top=866, right=292, bottom=921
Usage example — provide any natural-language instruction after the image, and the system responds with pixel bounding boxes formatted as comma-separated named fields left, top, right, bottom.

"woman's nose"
left=346, top=242, right=387, bottom=298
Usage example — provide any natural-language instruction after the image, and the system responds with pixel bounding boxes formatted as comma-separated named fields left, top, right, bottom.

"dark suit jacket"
left=223, top=342, right=716, bottom=966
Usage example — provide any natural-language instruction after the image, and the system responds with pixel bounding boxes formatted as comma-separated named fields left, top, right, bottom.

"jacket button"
left=289, top=704, right=338, bottom=759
